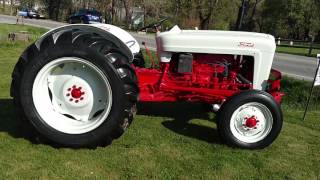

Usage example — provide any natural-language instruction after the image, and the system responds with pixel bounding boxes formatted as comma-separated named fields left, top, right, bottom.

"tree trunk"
left=48, top=0, right=54, bottom=19
left=256, top=18, right=263, bottom=32
left=82, top=0, right=86, bottom=9
left=10, top=0, right=13, bottom=16
left=55, top=0, right=61, bottom=21
left=235, top=0, right=248, bottom=30
left=200, top=17, right=210, bottom=30
left=111, top=0, right=115, bottom=24
left=122, top=0, right=132, bottom=27
left=246, top=0, right=259, bottom=31
left=173, top=0, right=181, bottom=24
left=143, top=1, right=146, bottom=27
left=315, top=30, right=320, bottom=42
left=304, top=28, right=310, bottom=40
left=196, top=0, right=215, bottom=30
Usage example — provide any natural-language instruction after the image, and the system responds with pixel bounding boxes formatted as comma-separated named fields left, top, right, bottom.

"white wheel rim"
left=32, top=57, right=112, bottom=134
left=230, top=102, right=273, bottom=143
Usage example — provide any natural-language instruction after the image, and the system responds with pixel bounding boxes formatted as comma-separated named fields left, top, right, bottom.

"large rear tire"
left=217, top=90, right=283, bottom=149
left=11, top=27, right=139, bottom=148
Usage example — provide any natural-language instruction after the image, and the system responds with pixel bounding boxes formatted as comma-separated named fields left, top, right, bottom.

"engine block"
left=136, top=53, right=254, bottom=103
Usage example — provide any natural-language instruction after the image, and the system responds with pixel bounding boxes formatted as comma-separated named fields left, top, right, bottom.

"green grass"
left=0, top=24, right=47, bottom=36
left=281, top=77, right=320, bottom=110
left=276, top=46, right=320, bottom=57
left=0, top=24, right=47, bottom=42
left=0, top=24, right=320, bottom=179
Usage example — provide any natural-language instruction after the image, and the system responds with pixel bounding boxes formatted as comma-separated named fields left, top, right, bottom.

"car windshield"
left=29, top=9, right=38, bottom=13
left=75, top=9, right=101, bottom=16
left=88, top=10, right=101, bottom=16
left=78, top=9, right=87, bottom=14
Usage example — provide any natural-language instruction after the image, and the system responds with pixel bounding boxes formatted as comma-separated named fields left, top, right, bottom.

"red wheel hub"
left=245, top=116, right=258, bottom=128
left=71, top=88, right=82, bottom=98
left=67, top=85, right=85, bottom=102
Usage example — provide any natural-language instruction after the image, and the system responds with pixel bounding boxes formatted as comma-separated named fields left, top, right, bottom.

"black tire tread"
left=11, top=28, right=139, bottom=147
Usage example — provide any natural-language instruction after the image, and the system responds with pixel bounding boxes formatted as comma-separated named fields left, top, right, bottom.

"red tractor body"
left=135, top=54, right=283, bottom=104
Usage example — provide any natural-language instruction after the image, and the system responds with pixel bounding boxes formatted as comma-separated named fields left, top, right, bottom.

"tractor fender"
left=35, top=24, right=140, bottom=61
left=91, top=23, right=140, bottom=54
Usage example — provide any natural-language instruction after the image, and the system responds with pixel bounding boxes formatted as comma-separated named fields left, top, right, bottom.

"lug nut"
left=68, top=88, right=71, bottom=91
left=80, top=97, right=84, bottom=100
left=69, top=98, right=73, bottom=101
left=66, top=93, right=70, bottom=96
left=75, top=100, right=79, bottom=103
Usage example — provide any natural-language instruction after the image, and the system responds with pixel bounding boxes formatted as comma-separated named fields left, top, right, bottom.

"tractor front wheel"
left=217, top=90, right=283, bottom=149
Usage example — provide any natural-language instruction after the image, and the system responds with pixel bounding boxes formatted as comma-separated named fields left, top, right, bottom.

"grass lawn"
left=0, top=24, right=320, bottom=179
left=276, top=46, right=320, bottom=57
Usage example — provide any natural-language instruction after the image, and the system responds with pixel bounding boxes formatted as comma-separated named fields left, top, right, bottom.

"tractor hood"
left=156, top=25, right=276, bottom=55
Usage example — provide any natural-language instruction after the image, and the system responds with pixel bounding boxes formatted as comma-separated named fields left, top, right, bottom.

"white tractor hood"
left=156, top=25, right=275, bottom=54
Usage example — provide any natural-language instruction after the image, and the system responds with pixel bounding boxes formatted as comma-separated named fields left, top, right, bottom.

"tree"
left=20, top=0, right=35, bottom=8
left=121, top=0, right=133, bottom=27
left=195, top=0, right=218, bottom=29
left=245, top=0, right=264, bottom=31
left=235, top=0, right=264, bottom=31
left=10, top=0, right=13, bottom=15
left=260, top=0, right=320, bottom=39
left=40, top=0, right=72, bottom=21
left=260, top=0, right=290, bottom=37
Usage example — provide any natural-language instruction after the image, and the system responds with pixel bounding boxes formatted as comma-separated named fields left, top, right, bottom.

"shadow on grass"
left=0, top=98, right=41, bottom=144
left=0, top=99, right=221, bottom=145
left=137, top=102, right=221, bottom=144
left=0, top=99, right=22, bottom=138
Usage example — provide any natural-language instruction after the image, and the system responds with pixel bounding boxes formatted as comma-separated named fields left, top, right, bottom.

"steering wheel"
left=138, top=18, right=169, bottom=31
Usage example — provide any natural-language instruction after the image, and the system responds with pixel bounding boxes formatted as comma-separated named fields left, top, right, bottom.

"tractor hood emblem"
left=238, top=42, right=254, bottom=47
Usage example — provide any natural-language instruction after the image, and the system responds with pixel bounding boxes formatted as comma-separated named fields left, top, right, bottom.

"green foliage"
left=261, top=0, right=320, bottom=39
left=281, top=77, right=320, bottom=110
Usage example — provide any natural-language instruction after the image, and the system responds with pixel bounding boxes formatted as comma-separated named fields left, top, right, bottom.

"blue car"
left=18, top=8, right=28, bottom=17
left=68, top=9, right=102, bottom=24
left=18, top=8, right=40, bottom=19
left=27, top=9, right=40, bottom=19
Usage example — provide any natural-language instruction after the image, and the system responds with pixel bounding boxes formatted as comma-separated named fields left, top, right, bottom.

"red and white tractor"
left=11, top=19, right=284, bottom=149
